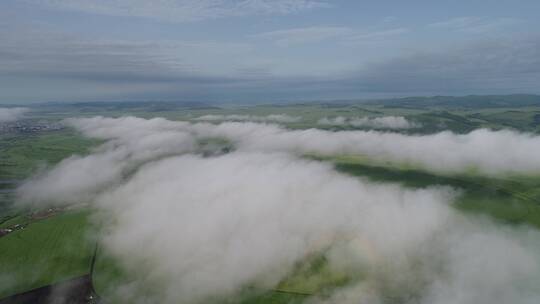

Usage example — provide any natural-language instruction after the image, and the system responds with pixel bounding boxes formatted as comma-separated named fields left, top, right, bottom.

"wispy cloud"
left=253, top=26, right=408, bottom=47
left=252, top=26, right=353, bottom=46
left=343, top=27, right=409, bottom=45
left=27, top=0, right=330, bottom=22
left=428, top=16, right=521, bottom=34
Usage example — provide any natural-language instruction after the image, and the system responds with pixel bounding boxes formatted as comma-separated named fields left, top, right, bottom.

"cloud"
left=15, top=116, right=540, bottom=178
left=191, top=121, right=540, bottom=175
left=0, top=107, right=29, bottom=123
left=95, top=152, right=462, bottom=303
left=346, top=35, right=540, bottom=95
left=0, top=24, right=254, bottom=81
left=252, top=26, right=408, bottom=47
left=0, top=21, right=262, bottom=101
left=343, top=27, right=409, bottom=45
left=1, top=10, right=539, bottom=102
left=428, top=16, right=521, bottom=34
left=194, top=114, right=301, bottom=123
left=15, top=116, right=540, bottom=304
left=318, top=116, right=419, bottom=129
left=17, top=117, right=196, bottom=205
left=26, top=0, right=330, bottom=23
left=252, top=26, right=353, bottom=46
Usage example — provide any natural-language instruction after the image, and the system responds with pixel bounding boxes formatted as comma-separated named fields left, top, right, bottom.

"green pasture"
left=0, top=209, right=94, bottom=298
left=328, top=155, right=540, bottom=228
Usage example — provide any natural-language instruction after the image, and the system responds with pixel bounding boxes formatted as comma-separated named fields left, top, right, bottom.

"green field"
left=327, top=155, right=540, bottom=228
left=0, top=209, right=94, bottom=298
left=0, top=129, right=99, bottom=180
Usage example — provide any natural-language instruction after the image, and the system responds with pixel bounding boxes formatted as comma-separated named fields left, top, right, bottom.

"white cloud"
left=428, top=16, right=521, bottom=34
left=17, top=117, right=196, bottom=204
left=15, top=116, right=540, bottom=304
left=0, top=107, right=29, bottom=123
left=28, top=0, right=330, bottom=22
left=253, top=26, right=408, bottom=47
left=343, top=27, right=409, bottom=45
left=252, top=26, right=353, bottom=46
left=25, top=116, right=540, bottom=176
left=194, top=114, right=301, bottom=123
left=317, top=116, right=419, bottom=129
left=192, top=121, right=540, bottom=175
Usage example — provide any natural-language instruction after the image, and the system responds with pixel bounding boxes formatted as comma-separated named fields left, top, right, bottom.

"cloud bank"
left=192, top=121, right=540, bottom=175
left=15, top=116, right=540, bottom=303
left=0, top=107, right=29, bottom=123
left=317, top=116, right=419, bottom=129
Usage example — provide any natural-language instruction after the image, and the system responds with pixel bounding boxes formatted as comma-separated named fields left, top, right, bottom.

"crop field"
left=0, top=209, right=94, bottom=298
left=0, top=129, right=99, bottom=180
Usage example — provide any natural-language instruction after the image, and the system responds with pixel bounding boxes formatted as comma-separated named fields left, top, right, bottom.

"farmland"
left=0, top=209, right=94, bottom=298
left=2, top=98, right=540, bottom=303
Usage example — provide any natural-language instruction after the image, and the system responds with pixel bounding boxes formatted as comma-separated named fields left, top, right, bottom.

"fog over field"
left=194, top=114, right=302, bottom=123
left=317, top=116, right=418, bottom=129
left=0, top=107, right=29, bottom=123
left=15, top=116, right=540, bottom=303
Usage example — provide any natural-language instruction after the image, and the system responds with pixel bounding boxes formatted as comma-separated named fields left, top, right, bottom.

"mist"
left=318, top=116, right=419, bottom=129
left=194, top=114, right=302, bottom=123
left=195, top=121, right=540, bottom=175
left=0, top=107, right=29, bottom=123
left=14, top=116, right=540, bottom=303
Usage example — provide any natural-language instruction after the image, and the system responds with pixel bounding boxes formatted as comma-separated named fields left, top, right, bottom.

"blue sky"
left=1, top=0, right=540, bottom=103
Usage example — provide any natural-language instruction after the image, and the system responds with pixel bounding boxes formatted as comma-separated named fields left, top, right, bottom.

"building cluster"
left=0, top=121, right=64, bottom=133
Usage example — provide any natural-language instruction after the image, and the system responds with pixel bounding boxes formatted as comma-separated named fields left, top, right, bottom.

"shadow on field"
left=0, top=275, right=96, bottom=304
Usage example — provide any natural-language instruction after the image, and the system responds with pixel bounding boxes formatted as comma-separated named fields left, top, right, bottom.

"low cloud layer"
left=196, top=121, right=540, bottom=175
left=0, top=107, right=29, bottom=123
left=318, top=116, right=419, bottom=129
left=194, top=114, right=301, bottom=123
left=15, top=116, right=540, bottom=303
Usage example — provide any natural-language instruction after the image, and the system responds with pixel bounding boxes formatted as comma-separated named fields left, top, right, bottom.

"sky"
left=1, top=0, right=540, bottom=104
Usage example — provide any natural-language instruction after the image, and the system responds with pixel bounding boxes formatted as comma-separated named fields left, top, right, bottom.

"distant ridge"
left=367, top=94, right=540, bottom=108
left=35, top=100, right=221, bottom=111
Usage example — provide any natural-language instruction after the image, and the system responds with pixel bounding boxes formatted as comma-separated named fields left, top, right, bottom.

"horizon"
left=3, top=93, right=540, bottom=107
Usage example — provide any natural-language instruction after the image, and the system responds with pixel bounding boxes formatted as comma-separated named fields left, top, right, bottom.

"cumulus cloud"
left=15, top=116, right=540, bottom=303
left=194, top=114, right=301, bottom=123
left=0, top=107, right=29, bottom=123
left=317, top=116, right=419, bottom=129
